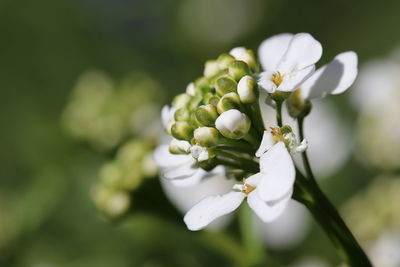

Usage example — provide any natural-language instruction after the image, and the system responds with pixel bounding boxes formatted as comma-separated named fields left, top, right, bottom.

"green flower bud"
left=204, top=60, right=220, bottom=77
left=207, top=96, right=220, bottom=106
left=169, top=139, right=191, bottom=154
left=188, top=112, right=202, bottom=128
left=217, top=92, right=241, bottom=114
left=217, top=53, right=235, bottom=69
left=171, top=121, right=194, bottom=141
left=286, top=89, right=312, bottom=118
left=237, top=75, right=258, bottom=103
left=228, top=60, right=251, bottom=81
left=173, top=93, right=191, bottom=109
left=194, top=76, right=212, bottom=94
left=193, top=127, right=219, bottom=147
left=269, top=91, right=291, bottom=103
left=174, top=108, right=190, bottom=121
left=189, top=93, right=203, bottom=109
left=215, top=109, right=251, bottom=139
left=215, top=76, right=237, bottom=96
left=280, top=125, right=293, bottom=135
left=230, top=47, right=258, bottom=72
left=195, top=104, right=218, bottom=126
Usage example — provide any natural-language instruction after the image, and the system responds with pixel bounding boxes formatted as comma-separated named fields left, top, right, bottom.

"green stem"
left=215, top=151, right=259, bottom=173
left=248, top=101, right=265, bottom=135
left=297, top=117, right=317, bottom=185
left=275, top=100, right=283, bottom=127
left=294, top=170, right=372, bottom=266
left=218, top=138, right=256, bottom=154
left=238, top=204, right=265, bottom=267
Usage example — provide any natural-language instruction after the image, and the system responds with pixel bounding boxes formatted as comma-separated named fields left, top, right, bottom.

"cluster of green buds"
left=63, top=70, right=163, bottom=218
left=62, top=71, right=162, bottom=151
left=92, top=140, right=157, bottom=218
left=165, top=48, right=267, bottom=171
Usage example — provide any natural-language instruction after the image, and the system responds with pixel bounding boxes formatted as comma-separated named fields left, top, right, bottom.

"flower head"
left=258, top=33, right=322, bottom=94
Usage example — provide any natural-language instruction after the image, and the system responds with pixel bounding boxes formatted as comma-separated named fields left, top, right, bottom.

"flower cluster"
left=63, top=71, right=162, bottom=218
left=154, top=33, right=358, bottom=230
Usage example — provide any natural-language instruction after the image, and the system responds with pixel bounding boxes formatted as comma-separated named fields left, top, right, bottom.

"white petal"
left=258, top=71, right=278, bottom=93
left=245, top=172, right=264, bottom=187
left=277, top=33, right=322, bottom=73
left=255, top=131, right=275, bottom=157
left=247, top=189, right=292, bottom=223
left=184, top=191, right=245, bottom=231
left=163, top=161, right=197, bottom=179
left=277, top=65, right=315, bottom=92
left=169, top=169, right=205, bottom=187
left=300, top=51, right=358, bottom=100
left=258, top=142, right=295, bottom=202
left=153, top=145, right=191, bottom=168
left=258, top=33, right=294, bottom=71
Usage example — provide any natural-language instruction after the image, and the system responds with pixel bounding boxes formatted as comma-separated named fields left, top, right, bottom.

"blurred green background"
left=2, top=0, right=400, bottom=266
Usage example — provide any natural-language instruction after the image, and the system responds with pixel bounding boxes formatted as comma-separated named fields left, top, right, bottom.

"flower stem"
left=297, top=117, right=317, bottom=185
left=238, top=204, right=265, bottom=267
left=294, top=170, right=372, bottom=266
left=275, top=100, right=283, bottom=127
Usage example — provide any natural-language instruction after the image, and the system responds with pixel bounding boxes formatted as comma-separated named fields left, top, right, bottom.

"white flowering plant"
left=153, top=33, right=371, bottom=266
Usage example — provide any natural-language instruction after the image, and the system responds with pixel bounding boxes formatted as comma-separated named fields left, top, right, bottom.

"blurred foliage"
left=1, top=0, right=400, bottom=266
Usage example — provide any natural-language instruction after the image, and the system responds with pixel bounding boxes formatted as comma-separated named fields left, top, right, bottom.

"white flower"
left=160, top=166, right=235, bottom=231
left=184, top=141, right=295, bottom=231
left=299, top=51, right=358, bottom=100
left=258, top=33, right=322, bottom=93
left=153, top=144, right=209, bottom=187
left=161, top=105, right=176, bottom=133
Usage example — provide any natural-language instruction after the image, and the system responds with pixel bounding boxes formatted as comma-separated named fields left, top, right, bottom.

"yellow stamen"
left=271, top=72, right=283, bottom=86
left=243, top=183, right=256, bottom=195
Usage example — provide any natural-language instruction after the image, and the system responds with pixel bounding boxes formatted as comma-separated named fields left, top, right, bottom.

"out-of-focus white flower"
left=258, top=33, right=322, bottom=93
left=260, top=99, right=351, bottom=178
left=160, top=167, right=234, bottom=230
left=184, top=141, right=295, bottom=231
left=153, top=144, right=211, bottom=187
left=368, top=230, right=400, bottom=267
left=350, top=56, right=400, bottom=170
left=254, top=199, right=311, bottom=249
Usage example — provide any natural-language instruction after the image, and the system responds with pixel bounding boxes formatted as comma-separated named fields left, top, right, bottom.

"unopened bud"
left=269, top=91, right=291, bottom=103
left=174, top=108, right=190, bottom=122
left=217, top=53, right=235, bottom=69
left=217, top=92, right=241, bottom=114
left=237, top=75, right=258, bottom=103
left=190, top=145, right=213, bottom=162
left=193, top=127, right=219, bottom=147
left=215, top=109, right=251, bottom=139
left=194, top=77, right=212, bottom=94
left=171, top=121, right=193, bottom=141
left=230, top=47, right=257, bottom=71
left=204, top=60, right=220, bottom=77
left=169, top=139, right=191, bottom=154
left=280, top=125, right=293, bottom=135
left=186, top=82, right=196, bottom=96
left=195, top=104, right=218, bottom=126
left=215, top=76, right=237, bottom=96
left=286, top=89, right=312, bottom=118
left=228, top=60, right=251, bottom=81
left=173, top=93, right=191, bottom=109
left=207, top=96, right=220, bottom=106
